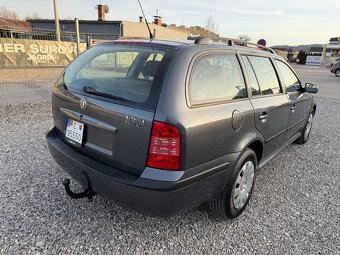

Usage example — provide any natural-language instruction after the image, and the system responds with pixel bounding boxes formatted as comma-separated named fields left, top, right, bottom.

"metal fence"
left=0, top=27, right=119, bottom=43
left=0, top=67, right=63, bottom=106
left=0, top=28, right=118, bottom=106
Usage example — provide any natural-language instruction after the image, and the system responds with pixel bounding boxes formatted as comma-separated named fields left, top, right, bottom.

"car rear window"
left=64, top=44, right=175, bottom=110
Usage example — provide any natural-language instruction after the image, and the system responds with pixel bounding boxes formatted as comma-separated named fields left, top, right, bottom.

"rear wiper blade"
left=83, top=86, right=134, bottom=103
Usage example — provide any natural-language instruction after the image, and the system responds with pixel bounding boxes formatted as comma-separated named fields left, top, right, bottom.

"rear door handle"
left=291, top=104, right=296, bottom=111
left=259, top=112, right=268, bottom=123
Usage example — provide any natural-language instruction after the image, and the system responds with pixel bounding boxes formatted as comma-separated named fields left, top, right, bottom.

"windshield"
left=64, top=44, right=175, bottom=110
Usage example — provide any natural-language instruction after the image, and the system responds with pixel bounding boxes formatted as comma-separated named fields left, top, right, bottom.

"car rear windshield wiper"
left=83, top=86, right=134, bottom=103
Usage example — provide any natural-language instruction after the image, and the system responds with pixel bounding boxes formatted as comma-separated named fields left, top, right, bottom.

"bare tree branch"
left=205, top=16, right=217, bottom=34
left=0, top=6, right=19, bottom=19
left=237, top=34, right=251, bottom=42
left=25, top=12, right=40, bottom=20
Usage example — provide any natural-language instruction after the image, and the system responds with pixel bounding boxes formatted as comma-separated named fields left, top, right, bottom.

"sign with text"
left=306, top=56, right=321, bottom=66
left=0, top=38, right=87, bottom=67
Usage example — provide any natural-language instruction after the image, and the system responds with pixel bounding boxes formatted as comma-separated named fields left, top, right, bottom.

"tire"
left=294, top=112, right=314, bottom=144
left=210, top=149, right=257, bottom=219
left=335, top=69, right=340, bottom=77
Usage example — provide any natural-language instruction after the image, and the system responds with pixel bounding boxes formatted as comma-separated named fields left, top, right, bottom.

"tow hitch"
left=62, top=177, right=97, bottom=202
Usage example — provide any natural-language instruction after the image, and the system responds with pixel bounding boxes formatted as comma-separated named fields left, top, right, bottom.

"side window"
left=248, top=56, right=281, bottom=95
left=275, top=60, right=301, bottom=92
left=241, top=56, right=261, bottom=96
left=189, top=54, right=247, bottom=105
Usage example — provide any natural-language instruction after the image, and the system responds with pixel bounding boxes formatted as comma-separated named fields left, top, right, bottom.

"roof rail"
left=194, top=36, right=276, bottom=54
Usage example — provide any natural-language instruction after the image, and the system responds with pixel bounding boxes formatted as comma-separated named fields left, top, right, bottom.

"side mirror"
left=304, top=83, right=318, bottom=94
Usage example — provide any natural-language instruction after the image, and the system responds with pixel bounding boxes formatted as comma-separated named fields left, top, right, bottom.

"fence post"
left=75, top=18, right=81, bottom=55
left=86, top=35, right=92, bottom=49
left=53, top=0, right=61, bottom=42
left=320, top=44, right=327, bottom=67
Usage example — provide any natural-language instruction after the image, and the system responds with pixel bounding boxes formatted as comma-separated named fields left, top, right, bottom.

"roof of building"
left=27, top=19, right=122, bottom=24
left=310, top=46, right=323, bottom=52
left=330, top=37, right=340, bottom=42
left=0, top=17, right=31, bottom=32
left=329, top=37, right=340, bottom=44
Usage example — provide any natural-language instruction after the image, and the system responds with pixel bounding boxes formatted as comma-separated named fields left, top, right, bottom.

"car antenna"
left=137, top=0, right=154, bottom=40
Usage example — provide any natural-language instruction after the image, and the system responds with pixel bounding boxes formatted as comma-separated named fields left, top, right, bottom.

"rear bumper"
left=46, top=125, right=237, bottom=217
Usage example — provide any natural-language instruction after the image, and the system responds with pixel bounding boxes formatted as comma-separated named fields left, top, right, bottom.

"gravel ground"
left=0, top=67, right=340, bottom=254
left=0, top=68, right=62, bottom=106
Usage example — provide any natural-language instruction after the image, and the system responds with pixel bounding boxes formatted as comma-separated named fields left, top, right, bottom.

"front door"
left=274, top=60, right=312, bottom=139
left=241, top=55, right=290, bottom=158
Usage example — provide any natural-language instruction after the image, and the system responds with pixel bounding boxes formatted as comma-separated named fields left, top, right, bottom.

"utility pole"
left=320, top=44, right=327, bottom=67
left=53, top=0, right=61, bottom=42
left=75, top=18, right=80, bottom=55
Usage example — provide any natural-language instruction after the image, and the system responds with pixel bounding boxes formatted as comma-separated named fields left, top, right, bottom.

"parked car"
left=46, top=37, right=318, bottom=218
left=331, top=61, right=340, bottom=77
left=330, top=57, right=340, bottom=68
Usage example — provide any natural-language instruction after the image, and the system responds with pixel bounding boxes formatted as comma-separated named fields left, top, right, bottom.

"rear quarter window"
left=188, top=54, right=247, bottom=106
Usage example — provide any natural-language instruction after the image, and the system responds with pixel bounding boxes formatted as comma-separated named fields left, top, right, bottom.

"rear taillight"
left=147, top=121, right=181, bottom=170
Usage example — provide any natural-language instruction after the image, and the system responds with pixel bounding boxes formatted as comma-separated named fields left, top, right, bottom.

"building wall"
left=122, top=21, right=188, bottom=40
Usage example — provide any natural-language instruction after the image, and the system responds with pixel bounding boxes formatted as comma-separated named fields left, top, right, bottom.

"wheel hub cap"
left=233, top=161, right=255, bottom=210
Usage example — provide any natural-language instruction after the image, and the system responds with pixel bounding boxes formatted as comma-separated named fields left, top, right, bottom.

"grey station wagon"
left=46, top=37, right=318, bottom=218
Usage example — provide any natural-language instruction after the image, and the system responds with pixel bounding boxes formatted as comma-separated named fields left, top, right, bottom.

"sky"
left=1, top=0, right=339, bottom=46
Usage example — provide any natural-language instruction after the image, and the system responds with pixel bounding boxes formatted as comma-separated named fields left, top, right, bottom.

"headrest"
left=142, top=61, right=160, bottom=78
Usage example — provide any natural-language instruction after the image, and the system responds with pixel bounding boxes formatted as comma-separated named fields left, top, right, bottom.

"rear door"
left=52, top=44, right=175, bottom=176
left=241, top=55, right=290, bottom=158
left=274, top=59, right=311, bottom=139
left=182, top=52, right=254, bottom=169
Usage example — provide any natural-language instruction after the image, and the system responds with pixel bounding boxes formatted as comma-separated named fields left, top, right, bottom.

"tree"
left=25, top=12, right=40, bottom=20
left=237, top=34, right=251, bottom=42
left=205, top=16, right=217, bottom=34
left=0, top=6, right=19, bottom=19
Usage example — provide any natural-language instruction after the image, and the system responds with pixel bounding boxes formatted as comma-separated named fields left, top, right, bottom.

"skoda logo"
left=80, top=98, right=87, bottom=110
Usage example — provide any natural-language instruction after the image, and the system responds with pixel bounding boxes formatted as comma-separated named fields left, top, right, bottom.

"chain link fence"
left=0, top=28, right=117, bottom=106
left=1, top=27, right=118, bottom=43
left=0, top=67, right=63, bottom=106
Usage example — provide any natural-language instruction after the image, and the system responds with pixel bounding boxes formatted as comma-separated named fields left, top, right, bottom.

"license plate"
left=65, top=118, right=84, bottom=146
